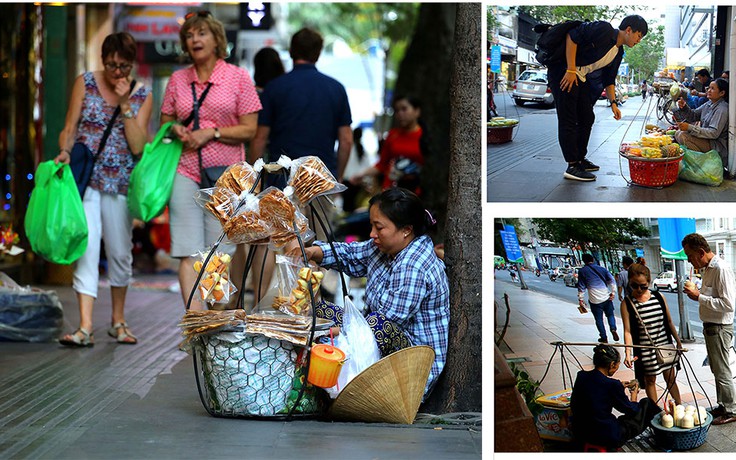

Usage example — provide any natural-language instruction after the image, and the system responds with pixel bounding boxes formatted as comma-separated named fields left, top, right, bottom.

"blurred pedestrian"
left=641, top=80, right=648, bottom=101
left=620, top=263, right=682, bottom=406
left=547, top=15, right=648, bottom=182
left=577, top=253, right=619, bottom=343
left=160, top=10, right=262, bottom=309
left=689, top=69, right=713, bottom=108
left=55, top=32, right=153, bottom=347
left=571, top=344, right=661, bottom=449
left=682, top=233, right=736, bottom=425
left=249, top=27, right=353, bottom=300
left=252, top=46, right=285, bottom=93
left=673, top=78, right=729, bottom=167
left=722, top=70, right=729, bottom=80
left=350, top=95, right=427, bottom=195
left=617, top=255, right=634, bottom=302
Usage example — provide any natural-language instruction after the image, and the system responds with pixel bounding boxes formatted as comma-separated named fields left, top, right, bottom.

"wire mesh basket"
left=650, top=412, right=712, bottom=451
left=192, top=329, right=329, bottom=418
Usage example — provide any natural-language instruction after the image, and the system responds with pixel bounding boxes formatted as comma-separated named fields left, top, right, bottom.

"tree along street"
left=494, top=273, right=703, bottom=337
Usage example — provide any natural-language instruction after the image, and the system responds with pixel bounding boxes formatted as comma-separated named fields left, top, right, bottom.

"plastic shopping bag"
left=0, top=272, right=63, bottom=342
left=128, top=121, right=183, bottom=221
left=678, top=148, right=723, bottom=187
left=24, top=161, right=88, bottom=265
left=325, top=296, right=381, bottom=398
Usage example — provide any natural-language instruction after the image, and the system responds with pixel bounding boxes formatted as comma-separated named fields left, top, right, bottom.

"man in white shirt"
left=682, top=233, right=736, bottom=425
left=578, top=253, right=619, bottom=343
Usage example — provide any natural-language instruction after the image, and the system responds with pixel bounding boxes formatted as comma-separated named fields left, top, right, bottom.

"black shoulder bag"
left=70, top=79, right=136, bottom=198
left=190, top=82, right=227, bottom=188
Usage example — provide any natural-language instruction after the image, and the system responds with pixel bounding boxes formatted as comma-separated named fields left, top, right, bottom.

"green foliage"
left=531, top=218, right=651, bottom=253
left=510, top=362, right=544, bottom=416
left=518, top=5, right=646, bottom=24
left=624, top=25, right=666, bottom=82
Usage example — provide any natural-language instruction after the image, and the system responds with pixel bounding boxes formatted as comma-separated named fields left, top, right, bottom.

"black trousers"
left=616, top=397, right=661, bottom=447
left=548, top=66, right=596, bottom=164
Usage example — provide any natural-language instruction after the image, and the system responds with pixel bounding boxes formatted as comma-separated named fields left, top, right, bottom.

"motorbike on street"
left=548, top=270, right=557, bottom=282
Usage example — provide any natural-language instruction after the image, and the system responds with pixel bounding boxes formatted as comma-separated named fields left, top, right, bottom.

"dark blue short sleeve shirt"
left=258, top=64, right=352, bottom=176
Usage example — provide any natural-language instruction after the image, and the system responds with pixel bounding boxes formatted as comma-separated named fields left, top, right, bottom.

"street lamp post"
left=675, top=259, right=695, bottom=342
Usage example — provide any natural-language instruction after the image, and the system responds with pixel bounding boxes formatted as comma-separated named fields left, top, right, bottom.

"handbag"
left=70, top=79, right=136, bottom=198
left=189, top=82, right=226, bottom=188
left=627, top=293, right=679, bottom=366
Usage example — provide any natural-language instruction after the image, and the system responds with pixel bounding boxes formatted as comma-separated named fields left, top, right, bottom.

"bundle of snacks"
left=287, top=156, right=346, bottom=205
left=272, top=266, right=325, bottom=315
left=196, top=187, right=240, bottom=226
left=214, top=161, right=258, bottom=195
left=193, top=250, right=237, bottom=304
left=245, top=311, right=331, bottom=346
left=179, top=309, right=247, bottom=343
left=258, top=187, right=313, bottom=249
left=223, top=194, right=272, bottom=245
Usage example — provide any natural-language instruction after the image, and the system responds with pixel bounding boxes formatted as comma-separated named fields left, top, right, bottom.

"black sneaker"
left=579, top=158, right=600, bottom=171
left=611, top=330, right=620, bottom=342
left=564, top=164, right=596, bottom=181
left=598, top=337, right=608, bottom=343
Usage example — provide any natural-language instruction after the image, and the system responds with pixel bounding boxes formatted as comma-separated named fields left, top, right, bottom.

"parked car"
left=563, top=267, right=583, bottom=287
left=653, top=271, right=677, bottom=292
left=512, top=69, right=554, bottom=107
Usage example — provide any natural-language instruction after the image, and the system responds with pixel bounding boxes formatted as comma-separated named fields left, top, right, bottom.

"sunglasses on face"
left=630, top=283, right=649, bottom=291
left=185, top=10, right=212, bottom=20
left=104, top=62, right=132, bottom=73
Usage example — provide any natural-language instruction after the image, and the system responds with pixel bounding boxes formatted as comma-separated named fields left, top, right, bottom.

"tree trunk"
left=393, top=3, right=456, bottom=239
left=420, top=2, right=481, bottom=414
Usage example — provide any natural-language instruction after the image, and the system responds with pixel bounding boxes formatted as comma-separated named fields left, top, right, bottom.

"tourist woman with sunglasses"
left=160, top=11, right=261, bottom=309
left=620, top=263, right=683, bottom=405
left=54, top=32, right=153, bottom=347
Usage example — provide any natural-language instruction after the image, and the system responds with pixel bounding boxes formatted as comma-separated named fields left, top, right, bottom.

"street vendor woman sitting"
left=297, top=187, right=449, bottom=397
left=571, top=344, right=661, bottom=449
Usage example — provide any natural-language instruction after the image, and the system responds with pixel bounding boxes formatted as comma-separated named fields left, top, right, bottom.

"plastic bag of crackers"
left=193, top=249, right=238, bottom=305
left=222, top=193, right=273, bottom=245
left=255, top=254, right=324, bottom=316
left=194, top=186, right=241, bottom=228
left=284, top=155, right=346, bottom=206
left=257, top=187, right=314, bottom=250
left=213, top=161, right=259, bottom=196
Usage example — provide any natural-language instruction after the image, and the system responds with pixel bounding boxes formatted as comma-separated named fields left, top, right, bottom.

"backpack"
left=533, top=20, right=584, bottom=67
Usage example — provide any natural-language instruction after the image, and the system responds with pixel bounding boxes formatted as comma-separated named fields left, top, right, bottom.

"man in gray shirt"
left=682, top=233, right=736, bottom=425
left=617, top=256, right=634, bottom=302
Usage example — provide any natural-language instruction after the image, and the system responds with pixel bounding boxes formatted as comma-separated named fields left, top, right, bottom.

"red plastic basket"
left=488, top=126, right=515, bottom=144
left=623, top=154, right=683, bottom=188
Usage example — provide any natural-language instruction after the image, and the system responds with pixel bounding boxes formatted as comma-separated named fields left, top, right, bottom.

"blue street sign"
left=635, top=248, right=645, bottom=258
left=500, top=225, right=524, bottom=263
left=490, top=45, right=501, bottom=73
left=659, top=218, right=696, bottom=260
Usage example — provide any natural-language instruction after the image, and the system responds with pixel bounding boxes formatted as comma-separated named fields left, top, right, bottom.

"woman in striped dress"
left=621, top=263, right=683, bottom=405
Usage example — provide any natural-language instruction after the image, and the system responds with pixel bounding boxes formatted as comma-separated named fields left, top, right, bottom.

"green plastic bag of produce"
left=24, top=161, right=88, bottom=264
left=128, top=121, right=183, bottom=221
left=678, top=147, right=723, bottom=187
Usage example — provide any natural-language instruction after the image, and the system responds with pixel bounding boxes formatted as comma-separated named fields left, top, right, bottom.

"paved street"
left=494, top=277, right=736, bottom=453
left=488, top=90, right=736, bottom=202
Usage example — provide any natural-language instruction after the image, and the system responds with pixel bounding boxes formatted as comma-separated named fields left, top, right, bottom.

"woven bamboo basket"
left=328, top=345, right=435, bottom=424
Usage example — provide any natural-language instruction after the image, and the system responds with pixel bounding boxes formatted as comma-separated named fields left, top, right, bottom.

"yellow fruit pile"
left=640, top=134, right=672, bottom=148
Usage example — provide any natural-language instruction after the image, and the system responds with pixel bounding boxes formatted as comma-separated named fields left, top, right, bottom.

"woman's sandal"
left=59, top=328, right=94, bottom=347
left=108, top=321, right=138, bottom=345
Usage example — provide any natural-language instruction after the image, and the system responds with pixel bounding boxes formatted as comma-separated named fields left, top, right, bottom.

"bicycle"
left=652, top=77, right=681, bottom=126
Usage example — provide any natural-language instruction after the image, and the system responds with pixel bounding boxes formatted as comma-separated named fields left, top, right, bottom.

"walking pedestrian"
left=547, top=15, right=648, bottom=182
left=577, top=253, right=619, bottom=343
left=617, top=256, right=634, bottom=302
left=620, top=263, right=682, bottom=405
left=160, top=10, right=262, bottom=310
left=55, top=32, right=153, bottom=347
left=682, top=233, right=736, bottom=425
left=641, top=80, right=648, bottom=101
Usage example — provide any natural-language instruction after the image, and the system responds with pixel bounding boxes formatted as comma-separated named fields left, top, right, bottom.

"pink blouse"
left=161, top=59, right=261, bottom=183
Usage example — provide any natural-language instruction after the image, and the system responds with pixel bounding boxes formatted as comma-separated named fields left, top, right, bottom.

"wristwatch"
left=122, top=109, right=134, bottom=119
left=609, top=100, right=617, bottom=106
left=213, top=127, right=221, bottom=140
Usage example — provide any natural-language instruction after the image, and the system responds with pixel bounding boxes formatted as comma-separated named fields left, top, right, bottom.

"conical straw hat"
left=329, top=345, right=435, bottom=424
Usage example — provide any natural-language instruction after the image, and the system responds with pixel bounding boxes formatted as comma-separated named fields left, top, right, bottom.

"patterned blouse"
left=76, top=72, right=149, bottom=196
left=160, top=59, right=262, bottom=184
left=315, top=234, right=450, bottom=394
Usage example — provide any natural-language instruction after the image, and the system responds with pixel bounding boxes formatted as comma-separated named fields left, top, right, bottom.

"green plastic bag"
left=128, top=121, right=183, bottom=221
left=24, top=161, right=88, bottom=264
left=678, top=147, right=723, bottom=187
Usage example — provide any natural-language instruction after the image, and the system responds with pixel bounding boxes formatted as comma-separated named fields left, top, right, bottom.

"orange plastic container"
left=307, top=344, right=346, bottom=388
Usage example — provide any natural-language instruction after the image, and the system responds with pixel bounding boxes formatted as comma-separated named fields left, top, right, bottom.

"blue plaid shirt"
left=315, top=234, right=450, bottom=395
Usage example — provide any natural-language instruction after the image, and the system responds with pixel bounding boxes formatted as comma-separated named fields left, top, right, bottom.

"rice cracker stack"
left=223, top=205, right=271, bottom=244
left=204, top=187, right=239, bottom=226
left=215, top=162, right=258, bottom=195
left=258, top=187, right=309, bottom=248
left=289, top=156, right=338, bottom=204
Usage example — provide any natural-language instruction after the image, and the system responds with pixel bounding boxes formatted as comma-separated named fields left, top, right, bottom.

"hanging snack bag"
left=255, top=255, right=324, bottom=316
left=257, top=187, right=314, bottom=249
left=215, top=161, right=259, bottom=195
left=193, top=250, right=237, bottom=304
left=223, top=193, right=272, bottom=245
left=194, top=186, right=241, bottom=227
left=286, top=156, right=347, bottom=205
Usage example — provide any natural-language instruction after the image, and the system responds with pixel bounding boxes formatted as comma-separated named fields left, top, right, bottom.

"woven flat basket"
left=328, top=345, right=435, bottom=424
